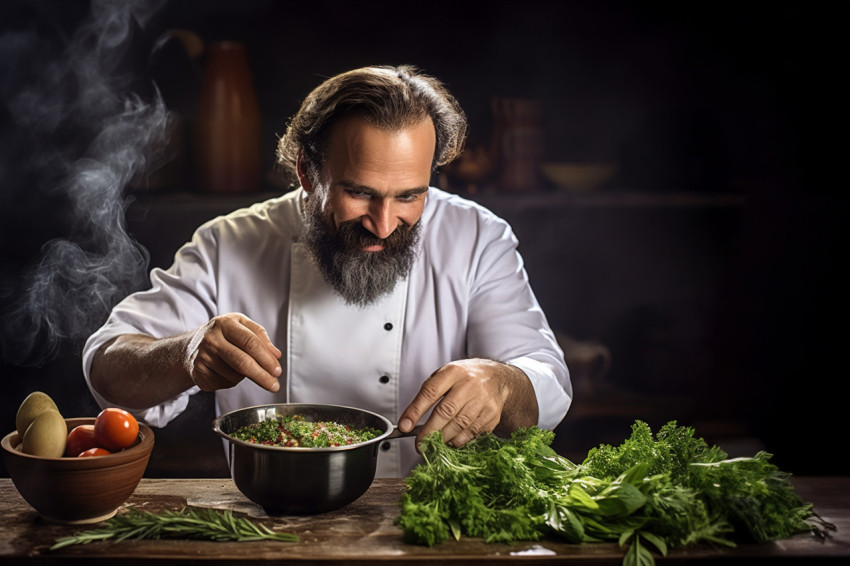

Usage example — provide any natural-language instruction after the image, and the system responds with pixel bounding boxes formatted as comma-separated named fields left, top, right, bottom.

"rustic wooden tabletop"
left=1, top=477, right=847, bottom=564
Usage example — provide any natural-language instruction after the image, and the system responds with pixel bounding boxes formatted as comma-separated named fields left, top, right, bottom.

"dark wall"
left=1, top=1, right=845, bottom=476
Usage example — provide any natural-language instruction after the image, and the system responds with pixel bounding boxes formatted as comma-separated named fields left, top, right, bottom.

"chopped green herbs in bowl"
left=230, top=414, right=381, bottom=448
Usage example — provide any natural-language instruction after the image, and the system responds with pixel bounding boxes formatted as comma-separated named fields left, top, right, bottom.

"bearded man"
left=83, top=65, right=572, bottom=477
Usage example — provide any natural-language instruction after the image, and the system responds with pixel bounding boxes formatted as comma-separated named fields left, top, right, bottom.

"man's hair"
left=276, top=65, right=467, bottom=184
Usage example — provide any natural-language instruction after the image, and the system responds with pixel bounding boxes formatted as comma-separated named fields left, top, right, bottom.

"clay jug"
left=195, top=41, right=262, bottom=193
left=491, top=97, right=544, bottom=192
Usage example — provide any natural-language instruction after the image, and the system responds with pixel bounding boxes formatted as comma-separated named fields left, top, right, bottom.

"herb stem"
left=50, top=507, right=298, bottom=550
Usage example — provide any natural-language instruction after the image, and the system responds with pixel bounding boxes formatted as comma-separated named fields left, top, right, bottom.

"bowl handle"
left=385, top=423, right=424, bottom=440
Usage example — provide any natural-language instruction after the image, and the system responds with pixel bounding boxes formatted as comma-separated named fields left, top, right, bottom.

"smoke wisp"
left=1, top=0, right=168, bottom=368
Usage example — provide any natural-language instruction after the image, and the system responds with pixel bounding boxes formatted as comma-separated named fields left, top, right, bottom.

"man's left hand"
left=398, top=358, right=538, bottom=448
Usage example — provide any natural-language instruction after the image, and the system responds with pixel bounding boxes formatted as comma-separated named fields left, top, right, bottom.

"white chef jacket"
left=82, top=187, right=572, bottom=477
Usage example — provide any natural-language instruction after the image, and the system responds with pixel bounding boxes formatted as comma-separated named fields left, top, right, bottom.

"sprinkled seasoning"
left=230, top=414, right=381, bottom=447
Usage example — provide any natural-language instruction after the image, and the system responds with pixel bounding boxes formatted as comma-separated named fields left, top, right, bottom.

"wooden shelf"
left=464, top=190, right=745, bottom=209
left=127, top=188, right=746, bottom=211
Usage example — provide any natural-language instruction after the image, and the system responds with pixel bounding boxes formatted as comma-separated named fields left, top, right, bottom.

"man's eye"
left=397, top=193, right=421, bottom=203
left=347, top=189, right=371, bottom=199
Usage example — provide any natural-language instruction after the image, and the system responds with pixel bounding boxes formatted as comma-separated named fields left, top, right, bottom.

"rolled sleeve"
left=508, top=355, right=572, bottom=429
left=81, top=319, right=200, bottom=428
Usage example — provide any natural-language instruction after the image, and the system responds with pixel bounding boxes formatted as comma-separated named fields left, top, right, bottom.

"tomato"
left=65, top=424, right=98, bottom=457
left=94, top=408, right=139, bottom=451
left=78, top=447, right=111, bottom=457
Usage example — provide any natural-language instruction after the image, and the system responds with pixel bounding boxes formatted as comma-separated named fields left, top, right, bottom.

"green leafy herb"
left=230, top=414, right=381, bottom=447
left=396, top=421, right=836, bottom=566
left=50, top=506, right=298, bottom=550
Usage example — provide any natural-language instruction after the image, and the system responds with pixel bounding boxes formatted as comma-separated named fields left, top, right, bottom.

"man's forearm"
left=89, top=333, right=196, bottom=410
left=493, top=363, right=539, bottom=436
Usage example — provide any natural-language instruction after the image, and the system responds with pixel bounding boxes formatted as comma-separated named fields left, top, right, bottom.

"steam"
left=0, top=0, right=168, bottom=367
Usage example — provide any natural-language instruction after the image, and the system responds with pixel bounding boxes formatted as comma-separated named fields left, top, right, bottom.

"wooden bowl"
left=1, top=417, right=154, bottom=524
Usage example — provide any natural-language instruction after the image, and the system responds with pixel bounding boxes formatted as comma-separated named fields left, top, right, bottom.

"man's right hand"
left=90, top=313, right=282, bottom=410
left=185, top=313, right=282, bottom=393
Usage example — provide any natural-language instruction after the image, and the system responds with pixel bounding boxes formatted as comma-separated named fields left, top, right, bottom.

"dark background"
left=1, top=0, right=845, bottom=477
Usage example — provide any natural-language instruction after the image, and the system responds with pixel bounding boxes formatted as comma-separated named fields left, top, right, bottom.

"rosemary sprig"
left=50, top=506, right=299, bottom=550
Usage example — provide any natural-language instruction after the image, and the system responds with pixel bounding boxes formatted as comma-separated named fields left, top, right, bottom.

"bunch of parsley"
left=396, top=421, right=834, bottom=566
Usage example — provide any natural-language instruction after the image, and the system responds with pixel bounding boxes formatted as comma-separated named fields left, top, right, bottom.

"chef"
left=82, top=65, right=572, bottom=477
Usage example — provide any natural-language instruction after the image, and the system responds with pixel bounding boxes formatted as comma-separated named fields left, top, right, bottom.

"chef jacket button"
left=381, top=442, right=391, bottom=451
left=379, top=375, right=390, bottom=384
left=383, top=322, right=393, bottom=331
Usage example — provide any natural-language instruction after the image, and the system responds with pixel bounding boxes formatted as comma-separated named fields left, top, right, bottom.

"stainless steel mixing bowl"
left=212, top=403, right=410, bottom=514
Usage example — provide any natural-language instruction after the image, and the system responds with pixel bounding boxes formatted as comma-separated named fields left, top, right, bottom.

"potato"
left=16, top=391, right=60, bottom=437
left=21, top=409, right=67, bottom=457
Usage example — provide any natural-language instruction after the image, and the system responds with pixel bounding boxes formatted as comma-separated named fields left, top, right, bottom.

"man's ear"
left=296, top=152, right=314, bottom=194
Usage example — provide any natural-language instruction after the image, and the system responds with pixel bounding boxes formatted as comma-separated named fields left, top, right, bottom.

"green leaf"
left=639, top=531, right=668, bottom=556
left=545, top=501, right=585, bottom=543
left=594, top=481, right=647, bottom=516
left=618, top=528, right=635, bottom=547
left=621, top=462, right=651, bottom=485
left=567, top=482, right=600, bottom=511
left=623, top=535, right=656, bottom=566
left=449, top=519, right=462, bottom=541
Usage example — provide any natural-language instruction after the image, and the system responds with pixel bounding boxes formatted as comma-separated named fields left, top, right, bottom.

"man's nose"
left=363, top=199, right=398, bottom=239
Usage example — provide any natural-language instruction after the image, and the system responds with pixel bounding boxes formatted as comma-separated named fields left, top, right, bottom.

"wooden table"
left=1, top=477, right=847, bottom=564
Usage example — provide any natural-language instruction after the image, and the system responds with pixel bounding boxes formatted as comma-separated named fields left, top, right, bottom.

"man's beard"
left=302, top=192, right=421, bottom=307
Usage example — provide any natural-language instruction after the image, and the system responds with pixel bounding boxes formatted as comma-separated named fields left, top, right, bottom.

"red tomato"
left=94, top=408, right=139, bottom=451
left=65, top=424, right=98, bottom=457
left=78, top=447, right=111, bottom=457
